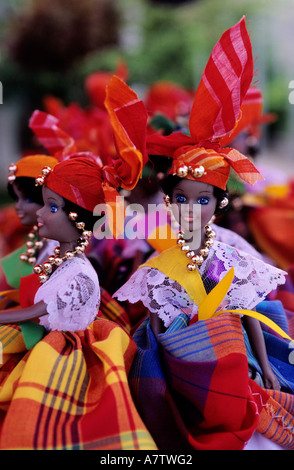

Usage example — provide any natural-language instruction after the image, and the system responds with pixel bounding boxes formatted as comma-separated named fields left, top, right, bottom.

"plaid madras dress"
left=0, top=275, right=156, bottom=450
left=0, top=316, right=157, bottom=450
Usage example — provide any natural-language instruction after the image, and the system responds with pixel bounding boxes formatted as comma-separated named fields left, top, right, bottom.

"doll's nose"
left=36, top=206, right=43, bottom=217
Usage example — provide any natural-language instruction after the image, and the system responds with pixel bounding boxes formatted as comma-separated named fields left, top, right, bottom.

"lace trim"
left=212, top=224, right=263, bottom=260
left=114, top=241, right=286, bottom=328
left=35, top=256, right=100, bottom=331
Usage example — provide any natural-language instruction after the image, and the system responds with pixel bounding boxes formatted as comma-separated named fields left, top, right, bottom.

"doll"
left=0, top=156, right=103, bottom=331
left=114, top=18, right=294, bottom=450
left=0, top=77, right=156, bottom=450
left=0, top=154, right=59, bottom=291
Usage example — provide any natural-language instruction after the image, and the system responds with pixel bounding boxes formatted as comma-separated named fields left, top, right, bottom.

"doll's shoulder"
left=206, top=240, right=287, bottom=294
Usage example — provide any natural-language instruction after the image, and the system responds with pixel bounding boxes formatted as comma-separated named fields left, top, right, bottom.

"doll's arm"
left=150, top=310, right=166, bottom=335
left=243, top=315, right=280, bottom=390
left=0, top=301, right=47, bottom=324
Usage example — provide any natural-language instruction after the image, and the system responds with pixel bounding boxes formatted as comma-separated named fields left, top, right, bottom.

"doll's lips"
left=183, top=216, right=197, bottom=222
left=16, top=211, right=25, bottom=219
left=37, top=220, right=44, bottom=228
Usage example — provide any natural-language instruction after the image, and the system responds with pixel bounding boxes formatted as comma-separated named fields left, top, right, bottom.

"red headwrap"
left=146, top=17, right=264, bottom=190
left=44, top=153, right=104, bottom=212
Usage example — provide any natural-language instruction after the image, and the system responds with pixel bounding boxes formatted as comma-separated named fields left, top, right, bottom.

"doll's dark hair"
left=62, top=198, right=104, bottom=232
left=7, top=177, right=44, bottom=205
left=160, top=173, right=229, bottom=216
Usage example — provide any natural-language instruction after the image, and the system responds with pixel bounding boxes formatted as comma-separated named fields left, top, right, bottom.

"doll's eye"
left=26, top=197, right=34, bottom=203
left=197, top=197, right=210, bottom=205
left=175, top=194, right=187, bottom=203
left=50, top=203, right=58, bottom=213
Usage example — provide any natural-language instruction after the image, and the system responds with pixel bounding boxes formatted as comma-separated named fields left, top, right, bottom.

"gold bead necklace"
left=33, top=230, right=92, bottom=284
left=19, top=225, right=45, bottom=266
left=177, top=224, right=215, bottom=271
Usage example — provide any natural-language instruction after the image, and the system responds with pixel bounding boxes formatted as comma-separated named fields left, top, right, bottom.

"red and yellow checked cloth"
left=0, top=318, right=156, bottom=450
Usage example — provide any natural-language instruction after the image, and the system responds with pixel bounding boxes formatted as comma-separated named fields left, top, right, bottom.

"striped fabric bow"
left=29, top=110, right=77, bottom=159
left=146, top=16, right=264, bottom=190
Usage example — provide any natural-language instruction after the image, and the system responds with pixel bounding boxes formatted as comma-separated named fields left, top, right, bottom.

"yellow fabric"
left=198, top=268, right=235, bottom=320
left=141, top=254, right=292, bottom=341
left=0, top=290, right=20, bottom=309
left=221, top=309, right=293, bottom=341
left=141, top=245, right=207, bottom=306
left=197, top=267, right=292, bottom=341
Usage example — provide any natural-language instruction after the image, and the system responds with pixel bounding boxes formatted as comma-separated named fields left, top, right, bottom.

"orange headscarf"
left=146, top=17, right=264, bottom=190
left=8, top=155, right=59, bottom=183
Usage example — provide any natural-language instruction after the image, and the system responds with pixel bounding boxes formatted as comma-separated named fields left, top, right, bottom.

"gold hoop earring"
left=69, top=212, right=78, bottom=221
left=163, top=194, right=171, bottom=207
left=219, top=197, right=229, bottom=209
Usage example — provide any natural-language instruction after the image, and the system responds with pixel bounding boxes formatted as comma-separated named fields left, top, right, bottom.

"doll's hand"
left=263, top=366, right=281, bottom=391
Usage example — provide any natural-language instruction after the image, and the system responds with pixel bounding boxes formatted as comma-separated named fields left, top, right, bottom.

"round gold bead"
left=199, top=247, right=209, bottom=257
left=35, top=176, right=45, bottom=186
left=191, top=255, right=204, bottom=265
left=82, top=230, right=92, bottom=239
left=28, top=257, right=37, bottom=265
left=41, top=166, right=52, bottom=176
left=65, top=251, right=75, bottom=259
left=219, top=197, right=229, bottom=208
left=35, top=241, right=44, bottom=249
left=20, top=254, right=28, bottom=262
left=177, top=238, right=185, bottom=246
left=33, top=264, right=43, bottom=274
left=8, top=163, right=17, bottom=172
left=76, top=221, right=85, bottom=230
left=205, top=239, right=214, bottom=247
left=186, top=250, right=195, bottom=258
left=54, top=256, right=63, bottom=266
left=192, top=165, right=205, bottom=178
left=69, top=212, right=78, bottom=221
left=75, top=245, right=85, bottom=253
left=26, top=240, right=34, bottom=248
left=181, top=244, right=190, bottom=252
left=8, top=174, right=16, bottom=183
left=43, top=262, right=53, bottom=273
left=177, top=166, right=188, bottom=178
left=39, top=274, right=49, bottom=284
left=187, top=263, right=197, bottom=271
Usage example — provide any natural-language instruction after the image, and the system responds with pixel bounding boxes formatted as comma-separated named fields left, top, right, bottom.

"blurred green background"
left=0, top=0, right=293, bottom=195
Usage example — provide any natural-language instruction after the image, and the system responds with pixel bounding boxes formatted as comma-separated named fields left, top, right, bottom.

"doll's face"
left=36, top=186, right=80, bottom=243
left=171, top=179, right=217, bottom=233
left=12, top=183, right=42, bottom=226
